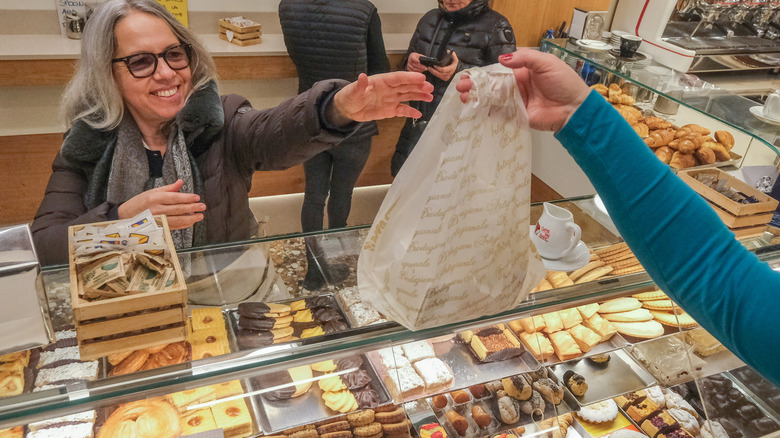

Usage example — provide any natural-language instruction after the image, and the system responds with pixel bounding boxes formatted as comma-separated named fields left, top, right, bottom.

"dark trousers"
left=301, top=137, right=372, bottom=232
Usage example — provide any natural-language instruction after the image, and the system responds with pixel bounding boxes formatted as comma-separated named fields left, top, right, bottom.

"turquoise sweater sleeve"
left=555, top=90, right=780, bottom=387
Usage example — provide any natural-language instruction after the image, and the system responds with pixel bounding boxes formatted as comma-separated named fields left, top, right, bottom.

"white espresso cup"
left=763, top=91, right=780, bottom=120
left=532, top=203, right=582, bottom=260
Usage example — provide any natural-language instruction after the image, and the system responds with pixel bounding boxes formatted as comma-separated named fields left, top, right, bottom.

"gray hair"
left=60, top=0, right=218, bottom=130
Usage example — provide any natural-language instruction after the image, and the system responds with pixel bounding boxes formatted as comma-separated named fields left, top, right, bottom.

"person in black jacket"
left=279, top=0, right=391, bottom=290
left=391, top=0, right=516, bottom=176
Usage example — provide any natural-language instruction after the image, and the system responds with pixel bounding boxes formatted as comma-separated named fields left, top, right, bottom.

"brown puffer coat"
left=32, top=79, right=354, bottom=265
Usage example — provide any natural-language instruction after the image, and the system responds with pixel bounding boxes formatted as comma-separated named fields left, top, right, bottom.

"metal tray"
left=540, top=333, right=632, bottom=366
left=369, top=337, right=541, bottom=403
left=248, top=353, right=391, bottom=433
left=549, top=349, right=657, bottom=406
left=225, top=293, right=352, bottom=352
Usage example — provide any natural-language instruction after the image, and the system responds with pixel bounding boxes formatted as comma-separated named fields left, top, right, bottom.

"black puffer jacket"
left=391, top=0, right=516, bottom=176
left=403, top=0, right=516, bottom=118
left=279, top=0, right=390, bottom=140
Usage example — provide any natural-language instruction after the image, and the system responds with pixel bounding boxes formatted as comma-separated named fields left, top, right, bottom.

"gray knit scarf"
left=106, top=115, right=194, bottom=250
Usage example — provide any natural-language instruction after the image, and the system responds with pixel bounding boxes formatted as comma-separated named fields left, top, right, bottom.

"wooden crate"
left=218, top=30, right=261, bottom=46
left=218, top=18, right=261, bottom=34
left=68, top=215, right=187, bottom=360
left=678, top=169, right=779, bottom=216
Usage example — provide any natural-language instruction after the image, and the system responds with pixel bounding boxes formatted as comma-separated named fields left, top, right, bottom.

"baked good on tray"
left=468, top=325, right=525, bottom=362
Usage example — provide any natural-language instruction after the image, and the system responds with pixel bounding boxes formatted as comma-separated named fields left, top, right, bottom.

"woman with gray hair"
left=31, top=0, right=433, bottom=267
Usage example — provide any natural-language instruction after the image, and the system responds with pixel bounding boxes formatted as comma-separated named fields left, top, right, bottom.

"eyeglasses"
left=111, top=44, right=192, bottom=79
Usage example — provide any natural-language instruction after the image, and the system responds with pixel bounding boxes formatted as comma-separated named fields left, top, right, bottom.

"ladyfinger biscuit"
left=595, top=242, right=628, bottom=256
left=609, top=258, right=641, bottom=269
left=574, top=266, right=613, bottom=284
left=547, top=271, right=574, bottom=288
left=611, top=266, right=645, bottom=276
left=569, top=260, right=605, bottom=282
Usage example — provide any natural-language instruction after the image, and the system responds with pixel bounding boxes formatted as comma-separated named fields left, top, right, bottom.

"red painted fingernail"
left=499, top=54, right=512, bottom=61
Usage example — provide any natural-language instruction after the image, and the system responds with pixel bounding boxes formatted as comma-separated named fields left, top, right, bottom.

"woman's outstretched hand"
left=334, top=72, right=434, bottom=122
left=456, top=48, right=590, bottom=132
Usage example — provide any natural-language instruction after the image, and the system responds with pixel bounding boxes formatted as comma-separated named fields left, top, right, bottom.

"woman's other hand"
left=117, top=179, right=206, bottom=230
left=428, top=51, right=459, bottom=82
left=456, top=48, right=590, bottom=132
left=334, top=72, right=434, bottom=121
left=406, top=52, right=428, bottom=73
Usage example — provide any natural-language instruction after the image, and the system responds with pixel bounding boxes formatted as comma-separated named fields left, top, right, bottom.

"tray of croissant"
left=591, top=83, right=742, bottom=172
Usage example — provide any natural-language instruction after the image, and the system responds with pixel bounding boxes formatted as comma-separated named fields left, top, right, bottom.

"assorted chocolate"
left=235, top=296, right=349, bottom=349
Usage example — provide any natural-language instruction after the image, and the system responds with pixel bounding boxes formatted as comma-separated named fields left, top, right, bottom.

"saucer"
left=576, top=39, right=611, bottom=51
left=749, top=106, right=780, bottom=126
left=609, top=49, right=647, bottom=62
left=529, top=226, right=590, bottom=271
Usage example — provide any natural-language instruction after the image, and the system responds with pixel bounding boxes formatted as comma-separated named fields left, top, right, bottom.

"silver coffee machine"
left=611, top=0, right=780, bottom=72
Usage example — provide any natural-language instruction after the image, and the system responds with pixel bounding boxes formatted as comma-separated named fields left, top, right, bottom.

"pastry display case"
left=540, top=38, right=780, bottom=173
left=2, top=192, right=780, bottom=438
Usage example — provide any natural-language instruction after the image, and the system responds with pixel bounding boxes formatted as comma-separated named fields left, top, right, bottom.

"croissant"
left=644, top=129, right=675, bottom=147
left=714, top=130, right=735, bottom=150
left=655, top=146, right=674, bottom=164
left=681, top=123, right=711, bottom=135
left=591, top=83, right=609, bottom=96
left=97, top=399, right=181, bottom=438
left=642, top=116, right=672, bottom=130
left=632, top=122, right=649, bottom=138
left=703, top=141, right=731, bottom=161
left=670, top=151, right=696, bottom=170
left=694, top=146, right=716, bottom=165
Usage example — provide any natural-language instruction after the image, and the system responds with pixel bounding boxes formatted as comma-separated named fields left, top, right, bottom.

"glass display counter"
left=1, top=194, right=780, bottom=437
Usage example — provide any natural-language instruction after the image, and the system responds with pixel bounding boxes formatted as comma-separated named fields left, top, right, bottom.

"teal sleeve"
left=555, top=90, right=780, bottom=387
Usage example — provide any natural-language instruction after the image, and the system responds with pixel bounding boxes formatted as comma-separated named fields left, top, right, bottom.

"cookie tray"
left=548, top=349, right=657, bottom=407
left=224, top=293, right=353, bottom=353
left=246, top=353, right=391, bottom=433
left=370, top=336, right=541, bottom=403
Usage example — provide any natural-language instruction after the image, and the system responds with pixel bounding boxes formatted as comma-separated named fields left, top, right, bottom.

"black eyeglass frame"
left=111, top=43, right=193, bottom=79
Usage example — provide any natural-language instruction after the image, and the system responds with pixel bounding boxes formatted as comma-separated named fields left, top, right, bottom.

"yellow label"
left=156, top=0, right=188, bottom=27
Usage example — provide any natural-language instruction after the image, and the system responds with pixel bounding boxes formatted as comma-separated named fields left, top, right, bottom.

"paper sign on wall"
left=156, top=0, right=189, bottom=27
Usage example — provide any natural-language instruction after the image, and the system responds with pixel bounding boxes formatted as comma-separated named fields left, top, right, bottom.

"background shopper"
left=391, top=0, right=516, bottom=176
left=457, top=48, right=780, bottom=387
left=279, top=0, right=391, bottom=290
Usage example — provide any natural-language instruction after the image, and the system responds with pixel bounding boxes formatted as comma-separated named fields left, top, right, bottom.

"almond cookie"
left=290, top=429, right=319, bottom=438
left=374, top=403, right=398, bottom=413
left=375, top=406, right=406, bottom=424
left=353, top=422, right=383, bottom=437
left=382, top=419, right=412, bottom=435
left=317, top=420, right=351, bottom=435
left=346, top=409, right=376, bottom=427
left=320, top=432, right=352, bottom=438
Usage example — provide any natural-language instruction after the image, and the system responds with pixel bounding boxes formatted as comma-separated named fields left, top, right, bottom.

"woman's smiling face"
left=112, top=10, right=192, bottom=132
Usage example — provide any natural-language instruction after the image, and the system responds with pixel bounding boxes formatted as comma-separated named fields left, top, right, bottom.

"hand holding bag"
left=357, top=64, right=546, bottom=330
